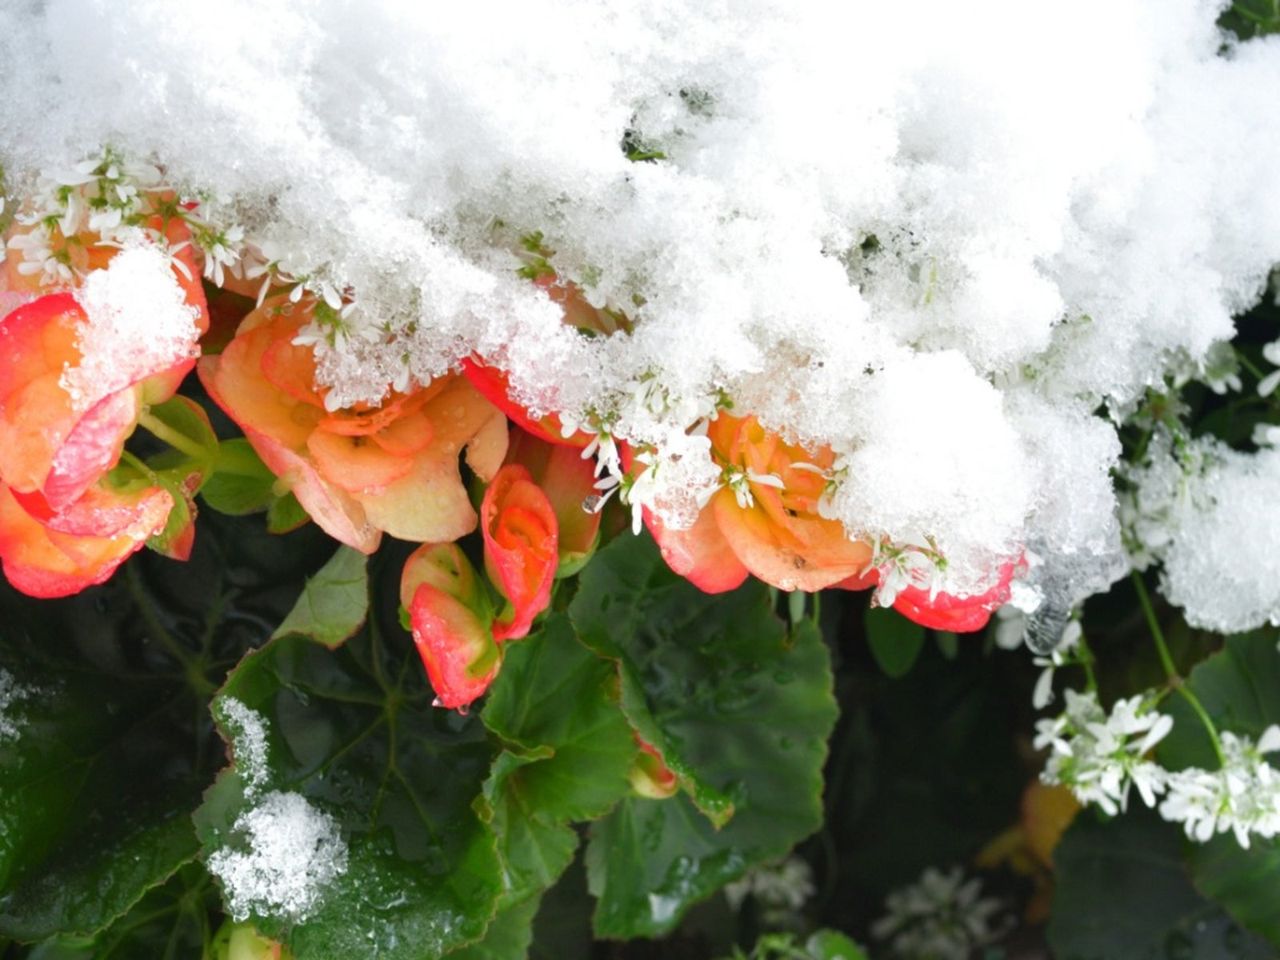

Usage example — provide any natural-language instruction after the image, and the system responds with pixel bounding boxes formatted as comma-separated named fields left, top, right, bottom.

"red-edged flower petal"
left=41, top=389, right=140, bottom=510
left=890, top=561, right=1017, bottom=634
left=401, top=544, right=499, bottom=710
left=505, top=429, right=601, bottom=575
left=460, top=356, right=589, bottom=448
left=0, top=481, right=172, bottom=598
left=407, top=582, right=501, bottom=711
left=645, top=504, right=750, bottom=594
left=481, top=464, right=558, bottom=641
left=0, top=293, right=87, bottom=493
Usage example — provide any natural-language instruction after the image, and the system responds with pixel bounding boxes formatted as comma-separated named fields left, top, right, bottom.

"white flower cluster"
left=1038, top=690, right=1280, bottom=849
left=723, top=855, right=816, bottom=928
left=4, top=148, right=162, bottom=285
left=871, top=866, right=1005, bottom=960
left=1035, top=689, right=1171, bottom=816
left=1160, top=727, right=1280, bottom=849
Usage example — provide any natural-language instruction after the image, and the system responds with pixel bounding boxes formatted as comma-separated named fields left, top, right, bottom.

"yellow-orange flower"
left=199, top=297, right=508, bottom=553
left=648, top=413, right=872, bottom=593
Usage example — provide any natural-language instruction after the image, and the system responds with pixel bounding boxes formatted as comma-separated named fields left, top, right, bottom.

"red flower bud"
left=481, top=464, right=558, bottom=641
left=401, top=543, right=500, bottom=711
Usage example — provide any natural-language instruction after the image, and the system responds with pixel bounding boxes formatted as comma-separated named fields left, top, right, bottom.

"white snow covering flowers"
left=63, top=243, right=202, bottom=411
left=2, top=0, right=1279, bottom=611
left=1126, top=437, right=1280, bottom=632
left=218, top=697, right=271, bottom=799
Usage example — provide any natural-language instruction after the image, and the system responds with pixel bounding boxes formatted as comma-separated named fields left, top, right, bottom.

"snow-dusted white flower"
left=1035, top=689, right=1171, bottom=815
left=871, top=866, right=1006, bottom=960
left=1159, top=726, right=1280, bottom=849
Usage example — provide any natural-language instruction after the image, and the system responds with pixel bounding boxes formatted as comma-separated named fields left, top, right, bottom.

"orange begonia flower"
left=198, top=297, right=508, bottom=553
left=647, top=413, right=873, bottom=594
left=503, top=428, right=601, bottom=577
left=885, top=561, right=1016, bottom=633
left=0, top=481, right=173, bottom=598
left=481, top=463, right=558, bottom=641
left=0, top=207, right=209, bottom=597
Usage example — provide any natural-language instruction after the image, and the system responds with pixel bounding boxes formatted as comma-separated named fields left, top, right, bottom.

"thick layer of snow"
left=3, top=0, right=1278, bottom=606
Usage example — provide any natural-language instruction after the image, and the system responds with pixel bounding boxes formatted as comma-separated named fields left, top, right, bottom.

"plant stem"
left=125, top=563, right=215, bottom=697
left=136, top=408, right=207, bottom=461
left=1076, top=631, right=1099, bottom=693
left=1131, top=570, right=1225, bottom=766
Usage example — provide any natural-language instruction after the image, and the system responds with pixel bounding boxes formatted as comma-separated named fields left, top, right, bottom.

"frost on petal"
left=65, top=244, right=202, bottom=412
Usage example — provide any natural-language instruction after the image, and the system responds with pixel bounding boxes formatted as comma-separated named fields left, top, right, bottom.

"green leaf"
left=22, top=865, right=218, bottom=960
left=0, top=600, right=205, bottom=940
left=802, top=930, right=869, bottom=960
left=445, top=894, right=541, bottom=960
left=478, top=617, right=634, bottom=905
left=864, top=606, right=925, bottom=678
left=1220, top=0, right=1280, bottom=39
left=200, top=439, right=279, bottom=516
left=1157, top=631, right=1280, bottom=945
left=1159, top=630, right=1280, bottom=771
left=194, top=619, right=503, bottom=960
left=1048, top=809, right=1273, bottom=960
left=267, top=492, right=310, bottom=534
left=138, top=395, right=220, bottom=558
left=1187, top=837, right=1280, bottom=944
left=271, top=546, right=369, bottom=648
left=570, top=534, right=838, bottom=938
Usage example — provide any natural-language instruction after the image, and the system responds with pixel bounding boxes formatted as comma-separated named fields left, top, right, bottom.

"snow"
left=218, top=697, right=270, bottom=798
left=0, top=667, right=31, bottom=743
left=2, top=0, right=1278, bottom=612
left=207, top=789, right=350, bottom=924
left=1131, top=441, right=1280, bottom=633
left=64, top=244, right=201, bottom=410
